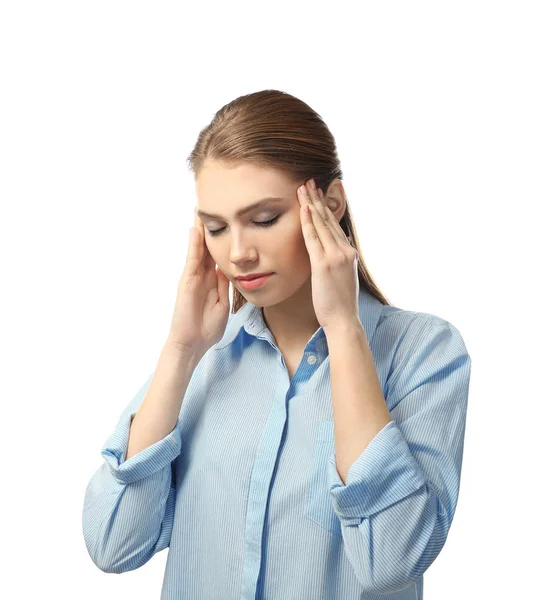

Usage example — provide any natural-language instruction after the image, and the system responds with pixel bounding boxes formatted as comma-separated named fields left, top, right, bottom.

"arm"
left=126, top=341, right=202, bottom=459
left=82, top=341, right=203, bottom=574
left=326, top=320, right=393, bottom=485
left=325, top=316, right=472, bottom=594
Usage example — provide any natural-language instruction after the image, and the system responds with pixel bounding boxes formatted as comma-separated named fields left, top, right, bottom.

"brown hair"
left=186, top=89, right=392, bottom=313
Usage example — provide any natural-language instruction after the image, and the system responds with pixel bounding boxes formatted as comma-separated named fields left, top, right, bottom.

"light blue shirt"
left=83, top=287, right=472, bottom=599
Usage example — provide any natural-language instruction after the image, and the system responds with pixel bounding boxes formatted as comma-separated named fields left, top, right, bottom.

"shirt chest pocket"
left=305, top=420, right=342, bottom=537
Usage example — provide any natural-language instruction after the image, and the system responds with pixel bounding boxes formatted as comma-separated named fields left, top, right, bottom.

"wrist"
left=164, top=337, right=205, bottom=363
left=323, top=318, right=364, bottom=340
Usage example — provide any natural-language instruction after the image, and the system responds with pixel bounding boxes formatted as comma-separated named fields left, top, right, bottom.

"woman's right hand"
left=167, top=207, right=230, bottom=357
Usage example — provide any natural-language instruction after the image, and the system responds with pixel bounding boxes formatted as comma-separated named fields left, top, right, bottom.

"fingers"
left=298, top=180, right=336, bottom=252
left=193, top=206, right=202, bottom=238
left=299, top=180, right=350, bottom=248
left=187, top=207, right=203, bottom=262
left=193, top=206, right=215, bottom=270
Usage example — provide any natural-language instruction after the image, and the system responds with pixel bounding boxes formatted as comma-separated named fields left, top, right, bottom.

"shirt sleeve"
left=82, top=370, right=182, bottom=574
left=326, top=317, right=472, bottom=594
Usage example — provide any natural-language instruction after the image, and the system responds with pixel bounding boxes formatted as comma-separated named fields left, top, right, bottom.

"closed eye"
left=207, top=215, right=280, bottom=237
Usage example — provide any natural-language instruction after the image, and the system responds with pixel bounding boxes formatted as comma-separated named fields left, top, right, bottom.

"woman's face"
left=195, top=161, right=313, bottom=306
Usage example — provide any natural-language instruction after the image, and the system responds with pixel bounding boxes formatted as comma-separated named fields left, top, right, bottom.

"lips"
left=235, top=272, right=273, bottom=281
left=237, top=273, right=273, bottom=290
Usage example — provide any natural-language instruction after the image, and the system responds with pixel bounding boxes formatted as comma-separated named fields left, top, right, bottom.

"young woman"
left=83, top=89, right=472, bottom=600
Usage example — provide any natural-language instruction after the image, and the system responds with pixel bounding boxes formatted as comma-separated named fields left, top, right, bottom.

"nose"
left=229, top=232, right=259, bottom=266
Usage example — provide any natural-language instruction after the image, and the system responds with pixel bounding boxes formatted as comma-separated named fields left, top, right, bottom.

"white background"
left=1, top=1, right=545, bottom=598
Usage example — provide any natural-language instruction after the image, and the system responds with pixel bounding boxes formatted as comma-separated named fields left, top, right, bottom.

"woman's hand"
left=297, top=178, right=360, bottom=333
left=167, top=207, right=231, bottom=357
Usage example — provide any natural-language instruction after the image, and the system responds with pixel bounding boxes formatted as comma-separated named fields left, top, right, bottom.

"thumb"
left=216, top=266, right=230, bottom=304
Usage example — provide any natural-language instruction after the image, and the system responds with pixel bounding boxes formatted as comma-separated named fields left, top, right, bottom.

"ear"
left=323, top=179, right=347, bottom=222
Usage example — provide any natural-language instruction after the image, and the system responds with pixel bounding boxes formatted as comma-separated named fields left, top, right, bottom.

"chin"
left=251, top=280, right=304, bottom=309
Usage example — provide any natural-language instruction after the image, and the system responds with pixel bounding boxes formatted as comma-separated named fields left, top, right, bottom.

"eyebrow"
left=196, top=197, right=286, bottom=221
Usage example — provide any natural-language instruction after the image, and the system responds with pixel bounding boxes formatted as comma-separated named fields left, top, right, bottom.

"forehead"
left=195, top=161, right=297, bottom=220
left=196, top=196, right=286, bottom=221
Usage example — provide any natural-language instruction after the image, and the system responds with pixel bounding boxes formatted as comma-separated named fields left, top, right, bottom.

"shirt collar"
left=214, top=286, right=385, bottom=351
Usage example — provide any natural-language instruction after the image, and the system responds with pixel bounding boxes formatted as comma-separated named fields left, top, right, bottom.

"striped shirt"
left=82, top=287, right=472, bottom=599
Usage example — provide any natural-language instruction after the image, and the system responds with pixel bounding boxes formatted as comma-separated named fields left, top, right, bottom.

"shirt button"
left=307, top=355, right=317, bottom=365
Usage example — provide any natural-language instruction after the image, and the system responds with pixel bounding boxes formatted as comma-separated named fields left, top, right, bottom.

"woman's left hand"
left=297, top=178, right=360, bottom=333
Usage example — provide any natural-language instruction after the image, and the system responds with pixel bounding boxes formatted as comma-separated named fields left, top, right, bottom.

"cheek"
left=204, top=239, right=219, bottom=262
left=278, top=220, right=309, bottom=261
